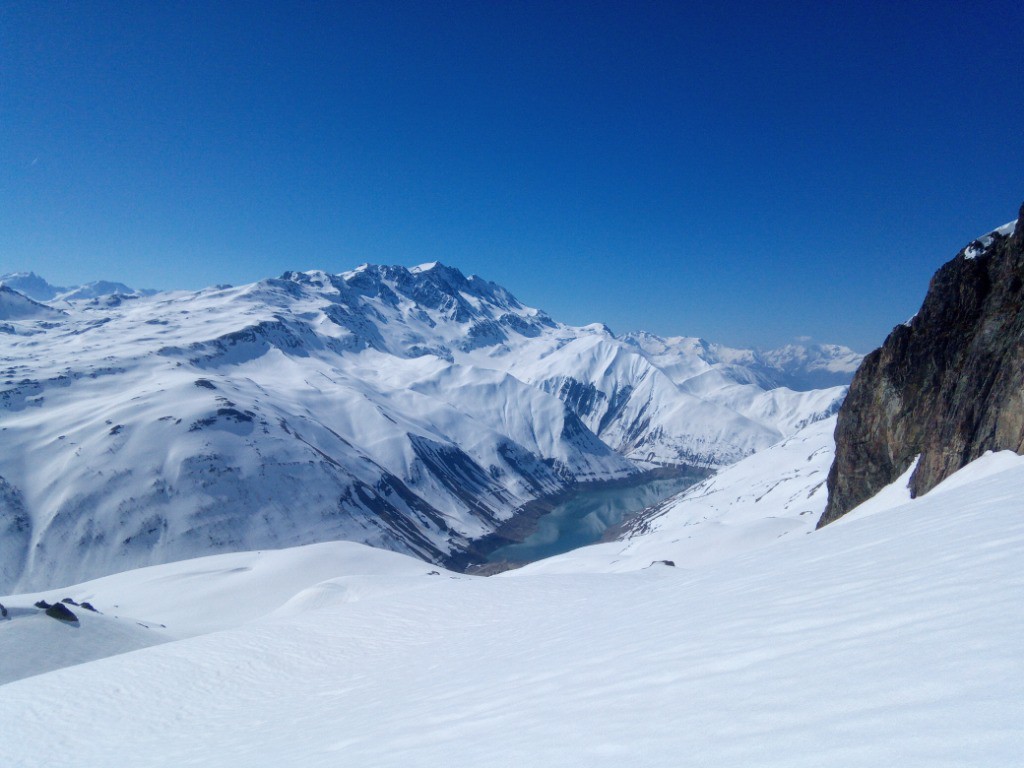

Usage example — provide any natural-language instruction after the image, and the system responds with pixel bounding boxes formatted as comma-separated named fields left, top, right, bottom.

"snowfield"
left=1, top=448, right=1022, bottom=766
left=0, top=541, right=446, bottom=686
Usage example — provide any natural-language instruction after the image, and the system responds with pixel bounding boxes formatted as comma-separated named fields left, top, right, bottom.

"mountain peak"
left=0, top=272, right=66, bottom=302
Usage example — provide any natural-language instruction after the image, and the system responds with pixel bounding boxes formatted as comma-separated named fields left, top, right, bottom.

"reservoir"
left=485, top=469, right=705, bottom=564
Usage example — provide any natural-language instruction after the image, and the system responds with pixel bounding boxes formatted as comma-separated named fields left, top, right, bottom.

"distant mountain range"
left=0, top=263, right=858, bottom=590
left=0, top=271, right=157, bottom=303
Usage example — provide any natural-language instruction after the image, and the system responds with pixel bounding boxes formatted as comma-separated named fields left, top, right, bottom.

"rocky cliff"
left=819, top=204, right=1024, bottom=527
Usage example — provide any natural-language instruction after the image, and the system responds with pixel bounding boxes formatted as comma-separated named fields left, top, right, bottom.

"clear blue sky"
left=2, top=1, right=1021, bottom=351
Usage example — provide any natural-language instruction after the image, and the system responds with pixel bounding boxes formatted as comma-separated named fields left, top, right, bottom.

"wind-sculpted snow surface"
left=0, top=541, right=444, bottom=685
left=0, top=451, right=1021, bottom=766
left=0, top=264, right=854, bottom=590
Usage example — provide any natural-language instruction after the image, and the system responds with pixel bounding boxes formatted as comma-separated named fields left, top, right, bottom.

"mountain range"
left=0, top=271, right=157, bottom=303
left=0, top=264, right=856, bottom=591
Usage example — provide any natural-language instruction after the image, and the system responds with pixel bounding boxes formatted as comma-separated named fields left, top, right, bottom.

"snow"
left=994, top=219, right=1017, bottom=237
left=2, top=448, right=1022, bottom=766
left=0, top=541, right=448, bottom=685
left=965, top=219, right=1017, bottom=259
left=0, top=605, right=169, bottom=687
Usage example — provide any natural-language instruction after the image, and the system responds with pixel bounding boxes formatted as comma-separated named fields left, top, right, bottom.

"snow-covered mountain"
left=0, top=264, right=856, bottom=591
left=0, top=271, right=155, bottom=302
left=622, top=331, right=861, bottom=391
left=0, top=272, right=65, bottom=301
left=485, top=324, right=850, bottom=467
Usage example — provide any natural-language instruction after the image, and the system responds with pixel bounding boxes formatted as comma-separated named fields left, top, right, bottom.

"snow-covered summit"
left=55, top=280, right=157, bottom=302
left=0, top=272, right=67, bottom=301
left=622, top=331, right=861, bottom=391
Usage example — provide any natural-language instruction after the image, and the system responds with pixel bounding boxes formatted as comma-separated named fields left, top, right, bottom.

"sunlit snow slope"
left=1, top=451, right=1020, bottom=767
left=0, top=541, right=450, bottom=685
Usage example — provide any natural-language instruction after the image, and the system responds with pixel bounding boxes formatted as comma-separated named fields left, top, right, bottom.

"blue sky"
left=2, top=1, right=1021, bottom=351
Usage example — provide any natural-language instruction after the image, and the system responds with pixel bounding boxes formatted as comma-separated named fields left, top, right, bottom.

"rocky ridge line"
left=820, top=203, right=1024, bottom=527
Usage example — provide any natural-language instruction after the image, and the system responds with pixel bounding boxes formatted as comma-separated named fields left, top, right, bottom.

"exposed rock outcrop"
left=44, top=602, right=78, bottom=622
left=820, top=204, right=1024, bottom=527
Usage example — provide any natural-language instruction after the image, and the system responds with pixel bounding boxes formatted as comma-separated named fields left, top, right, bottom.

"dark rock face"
left=820, top=204, right=1024, bottom=527
left=44, top=602, right=78, bottom=622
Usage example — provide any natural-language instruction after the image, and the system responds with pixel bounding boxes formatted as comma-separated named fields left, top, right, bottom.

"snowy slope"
left=0, top=602, right=170, bottom=687
left=0, top=286, right=65, bottom=321
left=1, top=451, right=1021, bottom=766
left=0, top=541, right=450, bottom=685
left=0, top=264, right=854, bottom=591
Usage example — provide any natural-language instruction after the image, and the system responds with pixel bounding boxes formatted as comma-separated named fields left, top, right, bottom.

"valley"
left=0, top=265, right=851, bottom=591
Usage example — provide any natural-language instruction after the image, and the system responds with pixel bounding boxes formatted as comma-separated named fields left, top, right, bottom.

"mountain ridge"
left=0, top=271, right=156, bottom=303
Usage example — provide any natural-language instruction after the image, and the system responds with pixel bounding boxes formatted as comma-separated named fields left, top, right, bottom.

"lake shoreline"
left=453, top=464, right=710, bottom=575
